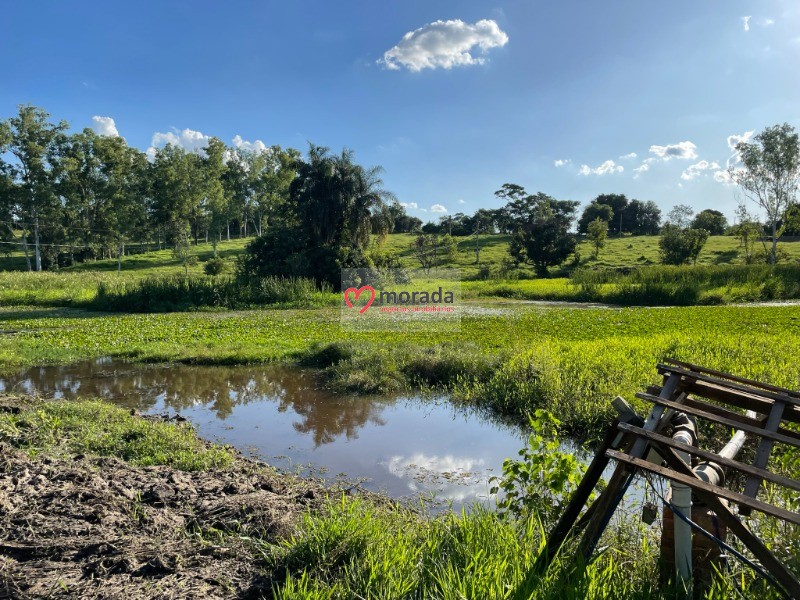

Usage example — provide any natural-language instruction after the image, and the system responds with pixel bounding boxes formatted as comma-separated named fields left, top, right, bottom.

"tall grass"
left=571, top=263, right=800, bottom=305
left=92, top=275, right=336, bottom=312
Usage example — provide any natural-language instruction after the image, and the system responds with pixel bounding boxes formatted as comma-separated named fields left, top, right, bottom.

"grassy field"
left=2, top=303, right=799, bottom=437
left=1, top=233, right=799, bottom=597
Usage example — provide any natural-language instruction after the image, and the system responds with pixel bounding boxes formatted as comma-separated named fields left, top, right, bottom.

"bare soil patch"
left=0, top=402, right=327, bottom=599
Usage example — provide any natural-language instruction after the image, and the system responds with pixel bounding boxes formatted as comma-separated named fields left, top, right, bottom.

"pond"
left=0, top=358, right=534, bottom=511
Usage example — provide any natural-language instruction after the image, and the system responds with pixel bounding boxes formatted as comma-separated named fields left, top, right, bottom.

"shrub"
left=203, top=257, right=227, bottom=276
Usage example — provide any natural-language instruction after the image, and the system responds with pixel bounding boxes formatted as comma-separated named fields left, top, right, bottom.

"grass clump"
left=266, top=496, right=670, bottom=599
left=92, top=275, right=336, bottom=312
left=0, top=398, right=234, bottom=470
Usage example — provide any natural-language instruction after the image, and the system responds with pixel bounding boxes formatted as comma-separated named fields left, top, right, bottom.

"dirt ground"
left=0, top=413, right=327, bottom=599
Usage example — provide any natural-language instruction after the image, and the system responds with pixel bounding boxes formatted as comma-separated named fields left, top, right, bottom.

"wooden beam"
left=678, top=380, right=800, bottom=426
left=657, top=363, right=800, bottom=407
left=616, top=423, right=800, bottom=493
left=534, top=422, right=620, bottom=572
left=741, top=401, right=786, bottom=516
left=636, top=393, right=800, bottom=449
left=657, top=445, right=800, bottom=599
left=645, top=385, right=800, bottom=439
left=661, top=358, right=800, bottom=399
left=606, top=450, right=800, bottom=526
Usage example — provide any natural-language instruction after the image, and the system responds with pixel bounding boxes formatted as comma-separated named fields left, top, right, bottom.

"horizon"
left=2, top=0, right=799, bottom=224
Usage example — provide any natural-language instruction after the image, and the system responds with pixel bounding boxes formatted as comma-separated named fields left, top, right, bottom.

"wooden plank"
left=646, top=385, right=800, bottom=436
left=636, top=393, right=800, bottom=449
left=616, top=422, right=800, bottom=493
left=680, top=380, right=800, bottom=426
left=606, top=450, right=800, bottom=526
left=741, top=401, right=785, bottom=516
left=629, top=374, right=683, bottom=460
left=657, top=363, right=800, bottom=407
left=657, top=445, right=800, bottom=599
left=534, top=422, right=619, bottom=571
left=577, top=374, right=682, bottom=560
left=661, top=358, right=800, bottom=399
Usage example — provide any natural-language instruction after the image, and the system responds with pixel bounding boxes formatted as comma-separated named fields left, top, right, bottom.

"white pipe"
left=694, top=410, right=757, bottom=485
left=672, top=429, right=694, bottom=594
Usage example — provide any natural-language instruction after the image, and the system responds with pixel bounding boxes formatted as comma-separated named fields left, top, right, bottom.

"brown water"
left=0, top=358, right=530, bottom=510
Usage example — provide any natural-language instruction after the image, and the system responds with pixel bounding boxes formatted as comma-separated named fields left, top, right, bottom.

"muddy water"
left=0, top=358, right=531, bottom=511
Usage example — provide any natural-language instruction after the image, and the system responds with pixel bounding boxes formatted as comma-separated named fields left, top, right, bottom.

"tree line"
left=2, top=104, right=797, bottom=275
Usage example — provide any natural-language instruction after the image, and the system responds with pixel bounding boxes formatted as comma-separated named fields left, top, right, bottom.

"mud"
left=0, top=410, right=328, bottom=599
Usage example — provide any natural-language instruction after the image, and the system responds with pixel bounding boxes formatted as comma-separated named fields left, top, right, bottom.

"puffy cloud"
left=458, top=199, right=466, bottom=204
left=378, top=19, right=508, bottom=71
left=648, top=140, right=697, bottom=160
left=91, top=116, right=119, bottom=137
left=761, top=18, right=775, bottom=26
left=619, top=152, right=637, bottom=160
left=554, top=158, right=571, bottom=167
left=714, top=170, right=733, bottom=185
left=400, top=202, right=419, bottom=210
left=232, top=134, right=268, bottom=154
left=578, top=160, right=623, bottom=176
left=634, top=162, right=651, bottom=173
left=430, top=203, right=448, bottom=213
left=146, top=127, right=211, bottom=159
left=742, top=16, right=751, bottom=31
left=681, top=160, right=720, bottom=180
left=726, top=130, right=754, bottom=151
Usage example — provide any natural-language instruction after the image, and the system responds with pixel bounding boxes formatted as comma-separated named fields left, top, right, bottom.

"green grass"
left=2, top=303, right=799, bottom=436
left=0, top=397, right=234, bottom=470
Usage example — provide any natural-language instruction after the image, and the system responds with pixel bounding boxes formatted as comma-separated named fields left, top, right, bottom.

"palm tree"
left=291, top=145, right=395, bottom=252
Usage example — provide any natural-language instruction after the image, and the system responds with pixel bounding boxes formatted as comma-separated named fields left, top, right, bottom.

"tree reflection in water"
left=0, top=358, right=393, bottom=447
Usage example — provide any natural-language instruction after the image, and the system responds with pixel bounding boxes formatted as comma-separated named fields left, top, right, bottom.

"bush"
left=659, top=225, right=709, bottom=265
left=203, top=257, right=227, bottom=276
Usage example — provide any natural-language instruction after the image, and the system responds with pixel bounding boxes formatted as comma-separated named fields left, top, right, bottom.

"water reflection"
left=0, top=359, right=528, bottom=510
left=0, top=358, right=391, bottom=447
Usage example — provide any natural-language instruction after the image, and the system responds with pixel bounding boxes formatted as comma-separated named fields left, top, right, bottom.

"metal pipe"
left=694, top=411, right=757, bottom=486
left=670, top=413, right=697, bottom=595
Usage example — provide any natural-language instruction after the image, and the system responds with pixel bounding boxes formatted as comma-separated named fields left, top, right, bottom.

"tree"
left=0, top=105, right=68, bottom=270
left=578, top=202, right=613, bottom=234
left=666, top=204, right=694, bottom=228
left=201, top=137, right=229, bottom=256
left=515, top=196, right=577, bottom=275
left=173, top=232, right=198, bottom=275
left=241, top=145, right=394, bottom=284
left=659, top=224, right=709, bottom=265
left=594, top=193, right=628, bottom=235
left=731, top=203, right=761, bottom=264
left=731, top=123, right=800, bottom=264
left=413, top=234, right=438, bottom=270
left=587, top=217, right=608, bottom=259
left=690, top=209, right=728, bottom=235
left=625, top=199, right=662, bottom=235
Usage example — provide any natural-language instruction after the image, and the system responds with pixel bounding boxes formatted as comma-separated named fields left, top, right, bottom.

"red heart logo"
left=343, top=285, right=376, bottom=314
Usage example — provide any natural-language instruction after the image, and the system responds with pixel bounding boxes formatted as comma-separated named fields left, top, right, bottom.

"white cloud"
left=726, top=130, right=754, bottom=151
left=714, top=170, right=733, bottom=185
left=634, top=162, right=651, bottom=173
left=554, top=158, right=571, bottom=167
left=649, top=140, right=697, bottom=160
left=378, top=19, right=508, bottom=72
left=761, top=18, right=775, bottom=26
left=146, top=127, right=211, bottom=159
left=400, top=202, right=419, bottom=210
left=681, top=160, right=720, bottom=181
left=742, top=16, right=751, bottom=31
left=232, top=134, right=268, bottom=154
left=578, top=160, right=623, bottom=176
left=619, top=152, right=637, bottom=160
left=458, top=199, right=466, bottom=204
left=91, top=116, right=119, bottom=137
left=430, top=203, right=448, bottom=213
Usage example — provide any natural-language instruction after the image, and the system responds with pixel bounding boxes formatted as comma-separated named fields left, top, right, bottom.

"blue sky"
left=2, top=0, right=798, bottom=223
